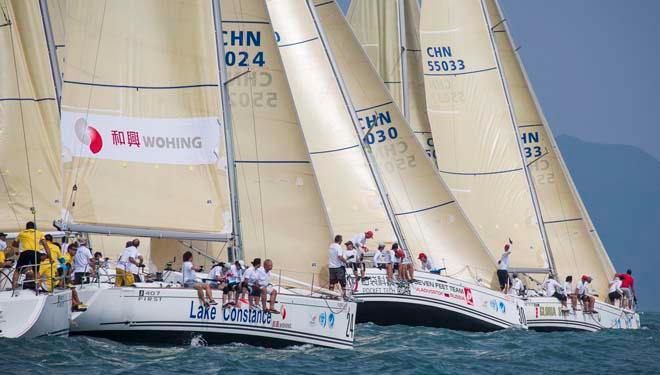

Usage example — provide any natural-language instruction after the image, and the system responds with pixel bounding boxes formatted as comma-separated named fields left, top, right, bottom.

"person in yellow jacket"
left=11, top=222, right=49, bottom=289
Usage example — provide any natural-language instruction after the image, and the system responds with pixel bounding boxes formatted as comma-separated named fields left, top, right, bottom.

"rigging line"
left=394, top=200, right=455, bottom=216
left=278, top=36, right=318, bottom=48
left=544, top=218, right=582, bottom=225
left=6, top=1, right=36, bottom=229
left=65, top=0, right=108, bottom=225
left=315, top=1, right=334, bottom=7
left=355, top=101, right=392, bottom=113
left=0, top=97, right=55, bottom=102
left=237, top=1, right=268, bottom=259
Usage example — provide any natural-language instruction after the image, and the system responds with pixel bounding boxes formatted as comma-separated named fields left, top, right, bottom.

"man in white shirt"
left=564, top=275, right=577, bottom=310
left=351, top=231, right=373, bottom=280
left=608, top=274, right=624, bottom=306
left=207, top=262, right=226, bottom=290
left=328, top=235, right=347, bottom=298
left=497, top=240, right=513, bottom=293
left=243, top=258, right=261, bottom=308
left=383, top=244, right=395, bottom=282
left=543, top=274, right=568, bottom=310
left=115, top=239, right=143, bottom=286
left=73, top=240, right=95, bottom=285
left=256, top=259, right=279, bottom=313
left=509, top=273, right=524, bottom=297
left=182, top=251, right=217, bottom=307
left=373, top=242, right=386, bottom=269
left=343, top=241, right=360, bottom=291
left=577, top=275, right=596, bottom=313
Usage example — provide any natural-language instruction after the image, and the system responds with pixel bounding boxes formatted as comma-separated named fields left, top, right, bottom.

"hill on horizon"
left=557, top=135, right=660, bottom=311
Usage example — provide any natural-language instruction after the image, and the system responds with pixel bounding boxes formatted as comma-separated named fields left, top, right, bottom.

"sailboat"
left=0, top=0, right=72, bottom=339
left=347, top=0, right=436, bottom=166
left=420, top=0, right=640, bottom=331
left=269, top=0, right=527, bottom=331
left=56, top=0, right=356, bottom=349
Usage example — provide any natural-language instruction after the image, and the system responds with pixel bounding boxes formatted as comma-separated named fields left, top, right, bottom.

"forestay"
left=0, top=0, right=62, bottom=233
left=270, top=0, right=496, bottom=284
left=220, top=0, right=333, bottom=284
left=420, top=0, right=549, bottom=271
left=485, top=0, right=614, bottom=297
left=347, top=0, right=436, bottom=165
left=59, top=0, right=232, bottom=237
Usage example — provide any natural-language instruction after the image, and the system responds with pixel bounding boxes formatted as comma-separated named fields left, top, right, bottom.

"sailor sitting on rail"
left=206, top=262, right=227, bottom=290
left=373, top=242, right=386, bottom=270
left=509, top=273, right=524, bottom=297
left=577, top=275, right=596, bottom=314
left=256, top=259, right=279, bottom=314
left=182, top=251, right=217, bottom=308
left=543, top=274, right=569, bottom=311
left=243, top=258, right=261, bottom=309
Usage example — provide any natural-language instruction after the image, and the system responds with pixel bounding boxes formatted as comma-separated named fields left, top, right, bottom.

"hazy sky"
left=337, top=0, right=660, bottom=160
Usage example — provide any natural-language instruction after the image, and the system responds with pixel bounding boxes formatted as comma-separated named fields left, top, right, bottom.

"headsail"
left=270, top=0, right=496, bottom=283
left=347, top=0, right=436, bottom=165
left=220, top=0, right=333, bottom=284
left=0, top=0, right=62, bottom=233
left=59, top=0, right=232, bottom=239
left=420, top=0, right=550, bottom=271
left=485, top=0, right=614, bottom=296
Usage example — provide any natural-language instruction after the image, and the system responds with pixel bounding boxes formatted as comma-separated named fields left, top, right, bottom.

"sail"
left=220, top=0, right=332, bottom=284
left=267, top=0, right=396, bottom=248
left=269, top=0, right=496, bottom=283
left=485, top=0, right=614, bottom=296
left=347, top=0, right=437, bottom=165
left=420, top=0, right=550, bottom=271
left=0, top=0, right=62, bottom=233
left=59, top=0, right=232, bottom=237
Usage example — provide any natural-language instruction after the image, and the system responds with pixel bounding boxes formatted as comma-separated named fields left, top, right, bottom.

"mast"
left=38, top=0, right=62, bottom=113
left=212, top=0, right=242, bottom=262
left=307, top=0, right=408, bottom=251
left=480, top=0, right=556, bottom=274
left=396, top=0, right=410, bottom=121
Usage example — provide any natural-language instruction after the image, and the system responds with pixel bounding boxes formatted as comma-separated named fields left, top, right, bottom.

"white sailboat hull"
left=354, top=268, right=528, bottom=331
left=0, top=289, right=72, bottom=338
left=524, top=297, right=641, bottom=331
left=71, top=284, right=356, bottom=349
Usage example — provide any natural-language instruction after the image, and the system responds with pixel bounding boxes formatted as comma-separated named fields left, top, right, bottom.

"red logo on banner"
left=464, top=287, right=474, bottom=306
left=74, top=118, right=103, bottom=154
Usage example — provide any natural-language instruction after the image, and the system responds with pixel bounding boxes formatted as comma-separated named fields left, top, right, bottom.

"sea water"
left=3, top=312, right=659, bottom=374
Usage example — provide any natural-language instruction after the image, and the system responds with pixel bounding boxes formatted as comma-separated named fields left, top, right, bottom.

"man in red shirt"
left=615, top=269, right=636, bottom=309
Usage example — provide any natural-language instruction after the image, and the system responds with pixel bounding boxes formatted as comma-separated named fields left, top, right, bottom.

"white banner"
left=61, top=111, right=222, bottom=165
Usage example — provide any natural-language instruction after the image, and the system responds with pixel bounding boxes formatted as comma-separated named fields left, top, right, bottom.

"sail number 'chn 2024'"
left=426, top=46, right=465, bottom=72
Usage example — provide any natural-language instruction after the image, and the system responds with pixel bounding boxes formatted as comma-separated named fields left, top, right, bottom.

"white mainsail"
left=269, top=0, right=496, bottom=283
left=347, top=0, right=436, bottom=165
left=420, top=0, right=550, bottom=272
left=485, top=0, right=614, bottom=297
left=220, top=0, right=333, bottom=284
left=59, top=0, right=232, bottom=239
left=0, top=0, right=62, bottom=233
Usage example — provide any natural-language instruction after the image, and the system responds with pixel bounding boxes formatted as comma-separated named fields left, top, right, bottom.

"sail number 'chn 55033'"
left=426, top=46, right=466, bottom=72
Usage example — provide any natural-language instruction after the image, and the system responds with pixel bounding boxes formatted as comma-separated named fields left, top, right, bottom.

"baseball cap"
left=366, top=230, right=374, bottom=239
left=417, top=252, right=427, bottom=260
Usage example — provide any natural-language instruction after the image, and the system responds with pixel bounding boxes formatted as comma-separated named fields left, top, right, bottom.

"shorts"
left=329, top=267, right=346, bottom=287
left=579, top=294, right=591, bottom=301
left=16, top=250, right=39, bottom=270
left=376, top=263, right=386, bottom=270
left=115, top=268, right=135, bottom=287
left=74, top=272, right=89, bottom=285
left=497, top=269, right=509, bottom=288
left=348, top=263, right=359, bottom=272
left=553, top=291, right=567, bottom=302
left=621, top=288, right=633, bottom=300
left=609, top=291, right=622, bottom=301
left=184, top=280, right=200, bottom=288
left=393, top=263, right=399, bottom=271
left=249, top=285, right=262, bottom=297
left=223, top=282, right=239, bottom=293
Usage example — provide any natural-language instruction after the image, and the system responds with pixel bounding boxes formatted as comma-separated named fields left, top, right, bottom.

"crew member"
left=328, top=235, right=347, bottom=298
left=608, top=274, right=624, bottom=306
left=497, top=239, right=513, bottom=293
left=577, top=275, right=596, bottom=314
left=616, top=269, right=637, bottom=310
left=373, top=243, right=386, bottom=270
left=256, top=259, right=279, bottom=313
left=73, top=239, right=95, bottom=285
left=182, top=251, right=217, bottom=307
left=11, top=221, right=49, bottom=289
left=564, top=276, right=577, bottom=311
left=351, top=231, right=373, bottom=280
left=543, top=274, right=568, bottom=310
left=509, top=273, right=524, bottom=297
